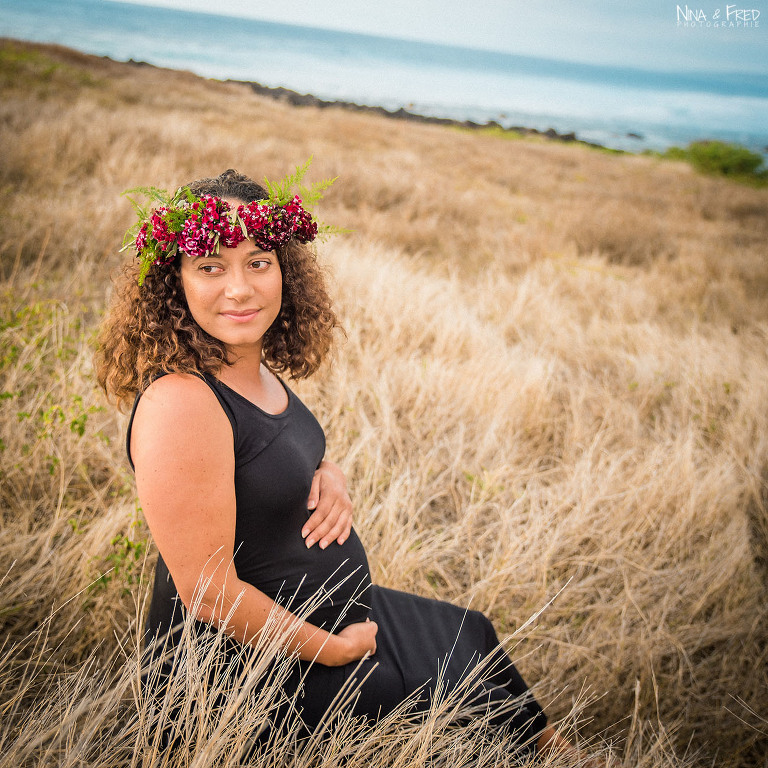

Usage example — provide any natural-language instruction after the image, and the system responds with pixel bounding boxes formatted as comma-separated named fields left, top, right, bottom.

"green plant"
left=92, top=516, right=147, bottom=593
left=662, top=140, right=767, bottom=182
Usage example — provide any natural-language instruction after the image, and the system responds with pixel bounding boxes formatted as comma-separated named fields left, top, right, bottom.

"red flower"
left=134, top=190, right=321, bottom=285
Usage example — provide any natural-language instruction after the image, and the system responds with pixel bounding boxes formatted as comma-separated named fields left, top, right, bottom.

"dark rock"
left=227, top=78, right=604, bottom=149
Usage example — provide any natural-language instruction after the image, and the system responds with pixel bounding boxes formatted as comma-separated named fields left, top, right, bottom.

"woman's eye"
left=199, top=264, right=222, bottom=274
left=251, top=260, right=270, bottom=270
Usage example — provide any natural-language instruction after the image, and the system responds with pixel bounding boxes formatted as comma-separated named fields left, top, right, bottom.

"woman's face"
left=179, top=233, right=282, bottom=356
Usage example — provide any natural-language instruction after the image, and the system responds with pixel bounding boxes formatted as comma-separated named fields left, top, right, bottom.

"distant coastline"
left=228, top=76, right=620, bottom=151
left=125, top=57, right=633, bottom=153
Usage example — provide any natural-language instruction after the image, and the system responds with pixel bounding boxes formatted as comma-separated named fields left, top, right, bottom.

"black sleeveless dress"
left=127, top=374, right=547, bottom=751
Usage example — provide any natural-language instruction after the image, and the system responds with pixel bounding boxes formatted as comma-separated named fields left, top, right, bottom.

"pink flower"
left=150, top=208, right=177, bottom=248
left=135, top=222, right=149, bottom=252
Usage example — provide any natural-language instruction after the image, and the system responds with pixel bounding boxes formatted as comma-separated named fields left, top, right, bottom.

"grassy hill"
left=1, top=38, right=766, bottom=767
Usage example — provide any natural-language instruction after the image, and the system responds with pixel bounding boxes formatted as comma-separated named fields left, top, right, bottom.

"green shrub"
left=662, top=140, right=767, bottom=182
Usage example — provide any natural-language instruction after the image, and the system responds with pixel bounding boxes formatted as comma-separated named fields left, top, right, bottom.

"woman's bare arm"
left=131, top=373, right=377, bottom=666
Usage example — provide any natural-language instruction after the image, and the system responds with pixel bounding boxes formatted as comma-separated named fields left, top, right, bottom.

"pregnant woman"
left=97, top=166, right=582, bottom=761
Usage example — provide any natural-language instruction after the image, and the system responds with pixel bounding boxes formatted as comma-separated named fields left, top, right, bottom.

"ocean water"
left=2, top=0, right=767, bottom=155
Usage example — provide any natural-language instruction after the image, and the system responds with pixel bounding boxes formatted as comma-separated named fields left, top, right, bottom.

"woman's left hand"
left=302, top=460, right=353, bottom=549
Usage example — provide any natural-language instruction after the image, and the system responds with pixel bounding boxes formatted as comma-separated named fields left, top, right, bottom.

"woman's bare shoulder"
left=132, top=373, right=231, bottom=456
left=141, top=372, right=214, bottom=402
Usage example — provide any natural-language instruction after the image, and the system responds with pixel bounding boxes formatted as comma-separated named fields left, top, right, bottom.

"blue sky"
left=111, top=0, right=767, bottom=74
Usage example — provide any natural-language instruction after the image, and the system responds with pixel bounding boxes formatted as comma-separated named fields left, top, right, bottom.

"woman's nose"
left=224, top=268, right=254, bottom=301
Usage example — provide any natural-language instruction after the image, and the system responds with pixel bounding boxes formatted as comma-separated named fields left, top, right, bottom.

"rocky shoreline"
left=126, top=54, right=634, bottom=151
left=230, top=78, right=624, bottom=151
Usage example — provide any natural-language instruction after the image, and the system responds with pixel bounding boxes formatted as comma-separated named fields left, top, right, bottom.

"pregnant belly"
left=234, top=527, right=372, bottom=631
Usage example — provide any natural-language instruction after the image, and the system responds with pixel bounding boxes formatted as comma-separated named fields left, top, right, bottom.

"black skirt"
left=142, top=584, right=547, bottom=757
left=286, top=585, right=548, bottom=752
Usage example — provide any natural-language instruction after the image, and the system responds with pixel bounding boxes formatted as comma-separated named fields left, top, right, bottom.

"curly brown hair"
left=96, top=169, right=339, bottom=409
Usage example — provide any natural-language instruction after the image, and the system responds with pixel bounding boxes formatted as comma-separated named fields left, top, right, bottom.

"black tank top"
left=127, top=373, right=372, bottom=642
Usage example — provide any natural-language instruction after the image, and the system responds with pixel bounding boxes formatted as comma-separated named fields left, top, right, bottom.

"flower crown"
left=122, top=159, right=340, bottom=285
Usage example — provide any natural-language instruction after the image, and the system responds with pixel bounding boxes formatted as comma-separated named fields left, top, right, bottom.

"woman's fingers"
left=342, top=620, right=378, bottom=651
left=303, top=463, right=354, bottom=547
left=306, top=470, right=321, bottom=511
left=302, top=503, right=337, bottom=544
left=304, top=510, right=338, bottom=549
left=337, top=517, right=352, bottom=546
left=318, top=513, right=351, bottom=549
left=335, top=620, right=378, bottom=662
left=366, top=620, right=378, bottom=654
left=302, top=469, right=337, bottom=539
left=305, top=504, right=350, bottom=549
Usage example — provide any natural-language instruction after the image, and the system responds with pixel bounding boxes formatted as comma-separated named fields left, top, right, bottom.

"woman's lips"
left=220, top=309, right=260, bottom=322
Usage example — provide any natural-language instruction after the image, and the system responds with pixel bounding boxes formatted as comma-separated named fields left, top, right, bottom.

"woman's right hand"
left=331, top=619, right=378, bottom=665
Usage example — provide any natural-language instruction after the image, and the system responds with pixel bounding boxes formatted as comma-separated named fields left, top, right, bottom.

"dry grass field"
left=1, top=39, right=767, bottom=767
